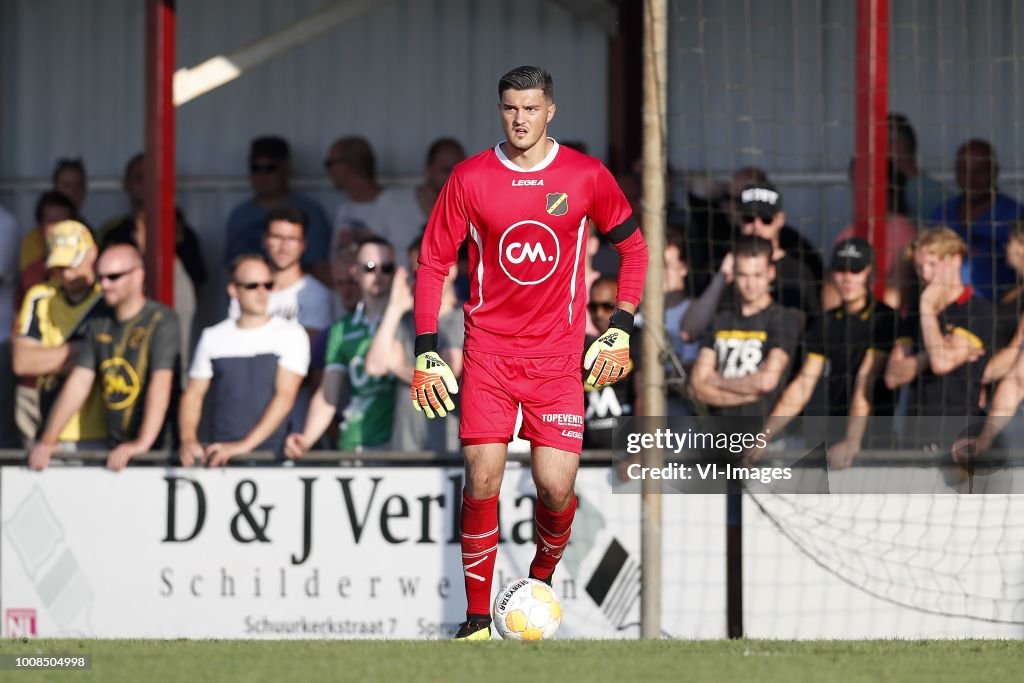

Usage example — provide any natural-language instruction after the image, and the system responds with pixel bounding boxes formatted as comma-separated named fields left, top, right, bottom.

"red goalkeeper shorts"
left=460, top=350, right=584, bottom=454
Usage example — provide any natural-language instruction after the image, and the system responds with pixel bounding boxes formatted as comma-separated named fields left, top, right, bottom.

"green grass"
left=3, top=639, right=1024, bottom=683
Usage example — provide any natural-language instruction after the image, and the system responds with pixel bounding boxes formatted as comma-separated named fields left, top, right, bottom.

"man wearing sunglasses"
left=224, top=136, right=331, bottom=282
left=682, top=181, right=820, bottom=344
left=582, top=276, right=641, bottom=449
left=28, top=243, right=181, bottom=471
left=228, top=206, right=332, bottom=341
left=412, top=66, right=648, bottom=640
left=285, top=236, right=400, bottom=456
left=179, top=255, right=309, bottom=466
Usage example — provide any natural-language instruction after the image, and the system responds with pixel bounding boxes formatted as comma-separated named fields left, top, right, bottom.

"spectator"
left=331, top=242, right=361, bottom=320
left=888, top=113, right=948, bottom=224
left=285, top=237, right=398, bottom=455
left=413, top=138, right=467, bottom=225
left=326, top=136, right=427, bottom=265
left=365, top=259, right=464, bottom=454
left=28, top=243, right=181, bottom=470
left=829, top=157, right=917, bottom=309
left=931, top=139, right=1024, bottom=301
left=229, top=205, right=332, bottom=339
left=98, top=153, right=208, bottom=293
left=662, top=230, right=700, bottom=414
left=13, top=220, right=107, bottom=449
left=686, top=166, right=823, bottom=292
left=102, top=210, right=197, bottom=372
left=17, top=191, right=77, bottom=311
left=681, top=182, right=818, bottom=341
left=690, top=236, right=798, bottom=417
left=52, top=158, right=87, bottom=214
left=0, top=201, right=18, bottom=447
left=757, top=238, right=897, bottom=467
left=224, top=136, right=331, bottom=281
left=583, top=275, right=641, bottom=448
left=884, top=228, right=1002, bottom=445
left=179, top=255, right=309, bottom=466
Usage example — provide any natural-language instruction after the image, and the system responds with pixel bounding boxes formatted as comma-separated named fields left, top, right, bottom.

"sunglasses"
left=250, top=163, right=280, bottom=174
left=742, top=213, right=776, bottom=225
left=587, top=301, right=616, bottom=313
left=97, top=267, right=137, bottom=283
left=362, top=261, right=396, bottom=274
left=235, top=281, right=274, bottom=291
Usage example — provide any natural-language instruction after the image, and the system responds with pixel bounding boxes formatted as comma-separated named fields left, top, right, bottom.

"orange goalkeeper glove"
left=410, top=333, right=459, bottom=418
left=583, top=309, right=635, bottom=389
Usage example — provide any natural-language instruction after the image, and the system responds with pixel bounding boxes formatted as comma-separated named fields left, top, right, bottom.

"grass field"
left=3, top=639, right=1024, bottom=683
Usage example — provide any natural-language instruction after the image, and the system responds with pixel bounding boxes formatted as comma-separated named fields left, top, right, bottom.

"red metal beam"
left=144, top=0, right=176, bottom=306
left=854, top=0, right=889, bottom=300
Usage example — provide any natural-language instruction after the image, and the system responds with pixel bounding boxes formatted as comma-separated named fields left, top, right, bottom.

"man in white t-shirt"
left=180, top=255, right=309, bottom=465
left=0, top=203, right=19, bottom=446
left=325, top=136, right=438, bottom=266
left=228, top=205, right=332, bottom=338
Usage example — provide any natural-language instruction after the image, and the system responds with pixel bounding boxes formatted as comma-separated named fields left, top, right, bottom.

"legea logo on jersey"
left=498, top=220, right=560, bottom=285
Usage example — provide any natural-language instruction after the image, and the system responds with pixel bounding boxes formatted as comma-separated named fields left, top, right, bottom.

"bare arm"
left=884, top=342, right=924, bottom=389
left=178, top=377, right=209, bottom=443
left=238, top=367, right=303, bottom=451
left=36, top=366, right=95, bottom=445
left=983, top=317, right=1024, bottom=383
left=920, top=314, right=984, bottom=376
left=206, top=367, right=304, bottom=466
left=714, top=348, right=791, bottom=396
left=690, top=347, right=758, bottom=407
left=128, top=369, right=175, bottom=452
left=286, top=367, right=347, bottom=457
left=13, top=337, right=78, bottom=377
left=762, top=354, right=826, bottom=435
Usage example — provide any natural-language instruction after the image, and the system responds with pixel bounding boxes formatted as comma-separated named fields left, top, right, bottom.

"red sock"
left=461, top=490, right=499, bottom=618
left=529, top=495, right=577, bottom=581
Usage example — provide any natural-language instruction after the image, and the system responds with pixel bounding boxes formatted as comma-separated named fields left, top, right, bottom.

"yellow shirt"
left=17, top=282, right=107, bottom=442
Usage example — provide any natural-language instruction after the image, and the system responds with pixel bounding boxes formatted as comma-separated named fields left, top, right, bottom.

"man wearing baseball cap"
left=13, top=220, right=107, bottom=449
left=752, top=237, right=898, bottom=468
left=681, top=181, right=821, bottom=344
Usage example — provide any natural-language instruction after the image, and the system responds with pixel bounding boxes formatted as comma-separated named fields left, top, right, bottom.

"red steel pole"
left=144, top=0, right=176, bottom=306
left=854, top=0, right=889, bottom=300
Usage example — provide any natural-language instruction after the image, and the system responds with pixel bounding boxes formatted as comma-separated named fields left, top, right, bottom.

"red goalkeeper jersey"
left=415, top=140, right=647, bottom=357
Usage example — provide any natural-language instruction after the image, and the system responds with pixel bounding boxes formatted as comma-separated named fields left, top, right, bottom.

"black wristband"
left=415, top=333, right=438, bottom=356
left=608, top=309, right=634, bottom=333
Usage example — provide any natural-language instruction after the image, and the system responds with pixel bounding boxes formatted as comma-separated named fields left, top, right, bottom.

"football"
left=492, top=578, right=563, bottom=640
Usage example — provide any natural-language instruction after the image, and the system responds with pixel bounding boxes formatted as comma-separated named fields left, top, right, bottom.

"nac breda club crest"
left=546, top=192, right=569, bottom=216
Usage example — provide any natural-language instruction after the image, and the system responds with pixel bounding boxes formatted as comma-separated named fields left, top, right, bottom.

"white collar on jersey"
left=493, top=138, right=560, bottom=172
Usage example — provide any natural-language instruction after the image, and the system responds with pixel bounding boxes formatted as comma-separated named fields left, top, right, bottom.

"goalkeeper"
left=412, top=65, right=648, bottom=640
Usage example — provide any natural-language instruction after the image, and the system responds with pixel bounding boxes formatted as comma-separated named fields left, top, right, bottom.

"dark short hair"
left=250, top=136, right=290, bottom=162
left=124, top=152, right=145, bottom=179
left=591, top=274, right=618, bottom=295
left=34, top=190, right=77, bottom=223
left=425, top=137, right=465, bottom=165
left=330, top=136, right=376, bottom=181
left=265, top=205, right=308, bottom=237
left=498, top=66, right=554, bottom=100
left=665, top=229, right=687, bottom=263
left=230, top=253, right=271, bottom=280
left=732, top=235, right=774, bottom=264
left=887, top=113, right=917, bottom=155
left=356, top=235, right=394, bottom=252
left=52, top=158, right=86, bottom=185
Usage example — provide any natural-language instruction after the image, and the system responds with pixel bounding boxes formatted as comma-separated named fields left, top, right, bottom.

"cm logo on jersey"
left=498, top=220, right=560, bottom=285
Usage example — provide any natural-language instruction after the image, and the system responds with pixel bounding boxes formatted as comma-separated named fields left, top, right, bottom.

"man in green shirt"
left=284, top=237, right=396, bottom=453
